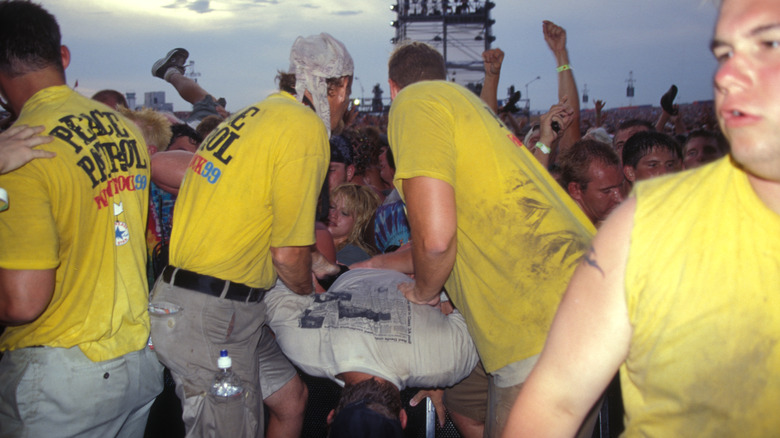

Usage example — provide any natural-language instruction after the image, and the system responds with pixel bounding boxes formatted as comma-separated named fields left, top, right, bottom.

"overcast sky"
left=38, top=0, right=720, bottom=114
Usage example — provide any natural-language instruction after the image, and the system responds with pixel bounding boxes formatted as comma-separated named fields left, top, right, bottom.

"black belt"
left=162, top=266, right=266, bottom=303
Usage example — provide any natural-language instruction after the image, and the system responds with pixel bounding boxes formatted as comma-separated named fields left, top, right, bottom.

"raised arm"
left=543, top=20, right=580, bottom=152
left=502, top=198, right=635, bottom=438
left=398, top=176, right=456, bottom=305
left=480, top=48, right=505, bottom=113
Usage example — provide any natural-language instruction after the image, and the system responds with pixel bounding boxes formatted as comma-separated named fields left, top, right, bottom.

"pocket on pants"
left=193, top=392, right=260, bottom=438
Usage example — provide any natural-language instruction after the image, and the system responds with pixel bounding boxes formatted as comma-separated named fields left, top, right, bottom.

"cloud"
left=163, top=0, right=211, bottom=13
left=332, top=9, right=361, bottom=16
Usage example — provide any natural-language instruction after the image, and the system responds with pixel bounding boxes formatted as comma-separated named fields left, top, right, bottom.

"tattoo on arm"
left=583, top=246, right=605, bottom=277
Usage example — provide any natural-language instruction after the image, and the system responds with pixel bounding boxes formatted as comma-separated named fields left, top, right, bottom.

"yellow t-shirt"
left=170, top=92, right=328, bottom=288
left=0, top=86, right=151, bottom=362
left=389, top=81, right=595, bottom=372
left=622, top=157, right=780, bottom=436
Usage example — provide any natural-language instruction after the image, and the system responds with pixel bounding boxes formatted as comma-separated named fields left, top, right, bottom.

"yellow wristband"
left=535, top=142, right=551, bottom=154
left=556, top=64, right=571, bottom=73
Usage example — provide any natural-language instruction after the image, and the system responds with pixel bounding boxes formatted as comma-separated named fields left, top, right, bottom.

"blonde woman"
left=328, top=183, right=380, bottom=264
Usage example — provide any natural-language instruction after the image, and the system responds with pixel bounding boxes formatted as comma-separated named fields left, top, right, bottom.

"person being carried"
left=151, top=48, right=228, bottom=128
left=265, top=268, right=479, bottom=436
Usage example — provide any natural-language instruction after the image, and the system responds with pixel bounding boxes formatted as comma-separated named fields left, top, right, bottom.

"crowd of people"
left=0, top=0, right=778, bottom=437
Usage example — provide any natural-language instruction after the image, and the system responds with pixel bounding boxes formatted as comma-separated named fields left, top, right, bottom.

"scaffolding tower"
left=390, top=0, right=496, bottom=90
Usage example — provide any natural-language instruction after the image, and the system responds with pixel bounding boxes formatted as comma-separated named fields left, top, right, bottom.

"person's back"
left=265, top=269, right=478, bottom=389
left=149, top=32, right=353, bottom=438
left=169, top=95, right=327, bottom=286
left=0, top=85, right=152, bottom=355
left=0, top=2, right=161, bottom=435
left=390, top=79, right=594, bottom=372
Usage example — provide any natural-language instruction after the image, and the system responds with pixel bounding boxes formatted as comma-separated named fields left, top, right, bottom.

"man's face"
left=613, top=126, right=649, bottom=163
left=626, top=147, right=680, bottom=182
left=683, top=136, right=724, bottom=169
left=328, top=162, right=350, bottom=193
left=327, top=76, right=352, bottom=131
left=570, top=160, right=624, bottom=226
left=378, top=147, right=394, bottom=185
left=713, top=0, right=780, bottom=182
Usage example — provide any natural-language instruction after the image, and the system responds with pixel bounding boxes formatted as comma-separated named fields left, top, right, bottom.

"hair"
left=342, top=128, right=381, bottom=175
left=557, top=139, right=620, bottom=191
left=0, top=0, right=63, bottom=77
left=330, top=134, right=354, bottom=165
left=334, top=378, right=402, bottom=422
left=169, top=123, right=203, bottom=148
left=276, top=71, right=350, bottom=97
left=388, top=41, right=447, bottom=89
left=117, top=106, right=172, bottom=151
left=384, top=145, right=395, bottom=171
left=685, top=129, right=729, bottom=154
left=196, top=114, right=223, bottom=139
left=622, top=131, right=681, bottom=168
left=331, top=183, right=380, bottom=255
left=617, top=119, right=654, bottom=133
left=92, top=89, right=128, bottom=109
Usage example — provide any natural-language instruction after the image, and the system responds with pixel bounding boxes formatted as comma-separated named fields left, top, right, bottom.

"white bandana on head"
left=289, top=32, right=354, bottom=136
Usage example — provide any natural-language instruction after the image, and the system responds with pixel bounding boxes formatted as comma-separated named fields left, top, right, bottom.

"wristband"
left=0, top=188, right=7, bottom=212
left=556, top=64, right=571, bottom=73
left=535, top=142, right=551, bottom=154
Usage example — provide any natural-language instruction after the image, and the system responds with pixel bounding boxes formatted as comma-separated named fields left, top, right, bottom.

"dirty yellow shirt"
left=389, top=81, right=594, bottom=372
left=622, top=157, right=780, bottom=436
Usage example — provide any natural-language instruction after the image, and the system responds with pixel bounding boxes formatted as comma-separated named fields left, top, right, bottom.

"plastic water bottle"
left=209, top=350, right=244, bottom=398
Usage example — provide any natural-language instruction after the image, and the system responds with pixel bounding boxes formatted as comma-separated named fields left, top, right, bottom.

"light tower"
left=390, top=1, right=497, bottom=90
left=626, top=71, right=636, bottom=107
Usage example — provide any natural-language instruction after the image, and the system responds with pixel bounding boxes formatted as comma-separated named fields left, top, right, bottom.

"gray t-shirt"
left=265, top=269, right=478, bottom=389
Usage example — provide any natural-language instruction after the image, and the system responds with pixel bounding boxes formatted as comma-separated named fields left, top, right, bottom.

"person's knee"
left=266, top=376, right=308, bottom=419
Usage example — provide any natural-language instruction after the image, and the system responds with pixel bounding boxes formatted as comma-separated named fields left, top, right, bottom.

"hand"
left=0, top=124, right=55, bottom=174
left=595, top=99, right=606, bottom=113
left=398, top=281, right=441, bottom=306
left=543, top=20, right=567, bottom=54
left=409, top=389, right=446, bottom=427
left=344, top=103, right=359, bottom=127
left=482, top=48, right=505, bottom=77
left=311, top=250, right=339, bottom=278
left=538, top=97, right=574, bottom=146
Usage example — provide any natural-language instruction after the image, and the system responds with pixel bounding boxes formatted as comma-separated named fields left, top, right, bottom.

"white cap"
left=289, top=32, right=354, bottom=135
left=217, top=350, right=232, bottom=369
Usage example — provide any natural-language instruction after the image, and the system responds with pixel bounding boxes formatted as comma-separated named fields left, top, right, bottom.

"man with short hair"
left=622, top=130, right=681, bottom=183
left=558, top=139, right=625, bottom=227
left=612, top=118, right=653, bottom=164
left=149, top=33, right=354, bottom=437
left=386, top=41, right=595, bottom=436
left=0, top=1, right=162, bottom=436
left=328, top=134, right=356, bottom=193
left=503, top=0, right=780, bottom=435
left=682, top=129, right=728, bottom=169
